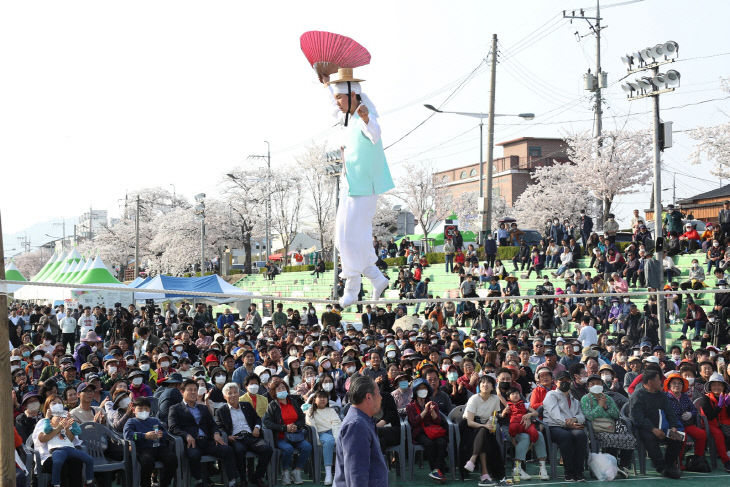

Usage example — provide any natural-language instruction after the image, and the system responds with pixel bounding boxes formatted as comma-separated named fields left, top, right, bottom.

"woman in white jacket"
left=542, top=371, right=588, bottom=482
left=305, top=391, right=342, bottom=485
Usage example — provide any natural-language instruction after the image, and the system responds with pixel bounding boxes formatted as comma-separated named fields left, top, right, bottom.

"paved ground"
left=391, top=467, right=730, bottom=486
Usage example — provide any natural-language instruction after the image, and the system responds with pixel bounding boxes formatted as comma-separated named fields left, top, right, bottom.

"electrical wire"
left=384, top=58, right=487, bottom=151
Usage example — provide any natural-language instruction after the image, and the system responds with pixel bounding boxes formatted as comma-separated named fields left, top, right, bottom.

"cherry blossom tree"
left=372, top=197, right=399, bottom=240
left=221, top=169, right=267, bottom=273
left=397, top=162, right=455, bottom=241
left=298, top=143, right=336, bottom=260
left=689, top=79, right=730, bottom=178
left=79, top=217, right=155, bottom=273
left=513, top=162, right=595, bottom=231
left=13, top=249, right=46, bottom=279
left=270, top=170, right=303, bottom=263
left=565, top=130, right=652, bottom=223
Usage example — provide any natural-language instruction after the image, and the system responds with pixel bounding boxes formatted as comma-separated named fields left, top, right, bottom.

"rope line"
left=3, top=279, right=727, bottom=307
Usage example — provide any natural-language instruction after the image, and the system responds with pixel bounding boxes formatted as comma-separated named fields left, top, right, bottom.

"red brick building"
left=434, top=137, right=569, bottom=206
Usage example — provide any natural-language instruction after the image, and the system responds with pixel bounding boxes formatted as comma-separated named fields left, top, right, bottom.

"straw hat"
left=329, top=67, right=364, bottom=84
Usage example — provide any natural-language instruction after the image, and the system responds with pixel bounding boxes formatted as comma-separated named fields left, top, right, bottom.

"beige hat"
left=329, top=67, right=365, bottom=84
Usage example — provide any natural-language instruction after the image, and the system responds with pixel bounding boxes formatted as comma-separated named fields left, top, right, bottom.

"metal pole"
left=483, top=33, right=497, bottom=243
left=332, top=174, right=340, bottom=301
left=89, top=205, right=93, bottom=240
left=594, top=0, right=605, bottom=226
left=652, top=66, right=666, bottom=348
left=134, top=195, right=140, bottom=278
left=201, top=211, right=206, bottom=276
left=0, top=212, right=17, bottom=486
left=265, top=141, right=271, bottom=266
left=478, top=120, right=484, bottom=198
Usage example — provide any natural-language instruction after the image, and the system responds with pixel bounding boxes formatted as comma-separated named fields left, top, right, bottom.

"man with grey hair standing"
left=333, top=375, right=388, bottom=487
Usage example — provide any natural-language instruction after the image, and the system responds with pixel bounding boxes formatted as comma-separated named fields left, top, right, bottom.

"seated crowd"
left=9, top=262, right=730, bottom=487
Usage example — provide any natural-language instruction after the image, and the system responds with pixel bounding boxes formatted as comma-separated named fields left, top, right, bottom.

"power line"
left=384, top=58, right=487, bottom=151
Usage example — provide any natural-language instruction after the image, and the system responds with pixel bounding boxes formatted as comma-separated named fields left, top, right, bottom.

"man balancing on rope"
left=320, top=67, right=394, bottom=308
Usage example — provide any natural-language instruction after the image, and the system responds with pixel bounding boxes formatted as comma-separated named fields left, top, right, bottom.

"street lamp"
left=195, top=193, right=206, bottom=275
left=424, top=104, right=535, bottom=241
left=324, top=154, right=343, bottom=300
left=248, top=142, right=271, bottom=269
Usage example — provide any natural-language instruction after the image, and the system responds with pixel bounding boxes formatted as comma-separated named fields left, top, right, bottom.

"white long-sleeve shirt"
left=543, top=389, right=585, bottom=427
left=327, top=85, right=381, bottom=144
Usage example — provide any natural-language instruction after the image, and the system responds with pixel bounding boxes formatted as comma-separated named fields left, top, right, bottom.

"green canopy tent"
left=395, top=230, right=477, bottom=248
left=32, top=251, right=60, bottom=281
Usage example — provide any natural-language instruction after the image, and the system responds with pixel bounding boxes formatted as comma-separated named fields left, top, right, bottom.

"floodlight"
left=627, top=81, right=640, bottom=92
left=636, top=78, right=652, bottom=92
left=194, top=193, right=206, bottom=202
left=649, top=44, right=664, bottom=59
left=632, top=51, right=644, bottom=64
left=652, top=74, right=667, bottom=89
left=621, top=83, right=635, bottom=94
left=621, top=55, right=634, bottom=69
left=665, top=70, right=681, bottom=88
left=639, top=48, right=654, bottom=63
left=663, top=41, right=679, bottom=58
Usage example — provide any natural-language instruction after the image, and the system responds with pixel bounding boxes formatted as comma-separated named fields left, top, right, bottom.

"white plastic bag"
left=588, top=452, right=618, bottom=481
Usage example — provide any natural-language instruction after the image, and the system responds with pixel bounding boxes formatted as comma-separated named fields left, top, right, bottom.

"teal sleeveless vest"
left=343, top=113, right=395, bottom=196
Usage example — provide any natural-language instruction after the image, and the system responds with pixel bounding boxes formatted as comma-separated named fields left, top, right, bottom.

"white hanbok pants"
left=334, top=189, right=380, bottom=283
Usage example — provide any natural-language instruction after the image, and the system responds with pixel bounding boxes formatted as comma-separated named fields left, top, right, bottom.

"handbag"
left=285, top=430, right=306, bottom=443
left=592, top=417, right=616, bottom=434
left=423, top=424, right=447, bottom=440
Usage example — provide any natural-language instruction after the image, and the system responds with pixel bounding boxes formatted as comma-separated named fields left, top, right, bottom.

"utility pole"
left=565, top=0, right=607, bottom=225
left=134, top=195, right=140, bottom=278
left=0, top=212, right=17, bottom=486
left=620, top=40, right=681, bottom=349
left=483, top=33, right=497, bottom=243
left=650, top=67, right=666, bottom=348
left=89, top=205, right=93, bottom=240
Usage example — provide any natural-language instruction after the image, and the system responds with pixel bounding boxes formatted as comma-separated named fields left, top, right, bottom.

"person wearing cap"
left=630, top=369, right=683, bottom=478
left=406, top=377, right=450, bottom=482
left=663, top=372, right=715, bottom=471
left=15, top=392, right=43, bottom=442
left=74, top=330, right=101, bottom=371
left=580, top=375, right=634, bottom=478
left=678, top=222, right=701, bottom=253
left=129, top=368, right=154, bottom=400
left=543, top=370, right=588, bottom=481
left=106, top=389, right=134, bottom=434
left=69, top=382, right=106, bottom=425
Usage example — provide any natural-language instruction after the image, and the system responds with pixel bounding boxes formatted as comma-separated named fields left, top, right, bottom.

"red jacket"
left=680, top=229, right=700, bottom=240
left=406, top=399, right=447, bottom=442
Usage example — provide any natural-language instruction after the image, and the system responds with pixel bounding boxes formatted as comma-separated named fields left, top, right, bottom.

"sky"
left=2, top=0, right=729, bottom=254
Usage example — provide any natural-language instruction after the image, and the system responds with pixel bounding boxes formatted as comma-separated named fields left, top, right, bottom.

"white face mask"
left=601, top=374, right=612, bottom=382
left=26, top=402, right=40, bottom=413
left=175, top=346, right=183, bottom=353
left=416, top=389, right=429, bottom=398
left=453, top=357, right=462, bottom=364
left=215, top=375, right=226, bottom=384
left=247, top=384, right=260, bottom=395
left=119, top=398, right=131, bottom=409
left=91, top=346, right=97, bottom=352
left=139, top=364, right=150, bottom=372
left=365, top=361, right=371, bottom=368
left=687, top=377, right=695, bottom=385
left=260, top=374, right=270, bottom=383
left=50, top=403, right=64, bottom=414
left=160, top=362, right=170, bottom=369
left=387, top=351, right=396, bottom=358
left=589, top=385, right=603, bottom=394
left=322, top=383, right=334, bottom=392
left=136, top=411, right=150, bottom=420
left=346, top=366, right=356, bottom=374
left=198, top=386, right=207, bottom=396
left=579, top=376, right=588, bottom=384
left=132, top=377, right=143, bottom=386
left=290, top=351, right=298, bottom=358
left=306, top=376, right=315, bottom=384
left=11, top=365, right=19, bottom=372
left=43, top=340, right=51, bottom=346
left=108, top=366, right=117, bottom=375
left=126, top=359, right=135, bottom=366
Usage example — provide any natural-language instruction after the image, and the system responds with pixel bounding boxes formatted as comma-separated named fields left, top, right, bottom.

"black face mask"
left=558, top=381, right=571, bottom=392
left=498, top=382, right=510, bottom=391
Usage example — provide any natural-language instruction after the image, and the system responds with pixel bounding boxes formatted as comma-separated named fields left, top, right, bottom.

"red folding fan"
left=300, top=31, right=371, bottom=78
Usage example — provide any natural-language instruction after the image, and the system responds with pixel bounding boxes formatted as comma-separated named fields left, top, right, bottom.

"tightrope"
left=2, top=279, right=728, bottom=307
